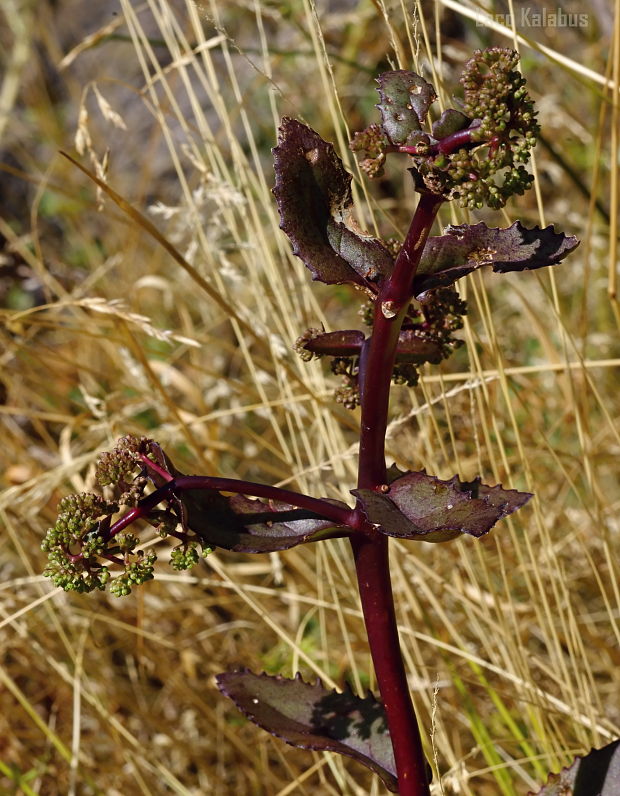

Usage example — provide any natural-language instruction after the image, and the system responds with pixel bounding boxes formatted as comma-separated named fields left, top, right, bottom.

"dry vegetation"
left=1, top=0, right=619, bottom=794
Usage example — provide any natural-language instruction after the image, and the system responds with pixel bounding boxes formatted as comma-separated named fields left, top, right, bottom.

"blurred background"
left=0, top=1, right=618, bottom=793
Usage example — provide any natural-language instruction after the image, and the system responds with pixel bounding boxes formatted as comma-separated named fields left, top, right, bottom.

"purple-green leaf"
left=431, top=108, right=471, bottom=140
left=414, top=221, right=579, bottom=296
left=352, top=470, right=532, bottom=542
left=529, top=740, right=620, bottom=795
left=216, top=670, right=398, bottom=792
left=179, top=491, right=350, bottom=553
left=376, top=70, right=436, bottom=145
left=301, top=329, right=366, bottom=357
left=327, top=220, right=394, bottom=283
left=273, top=118, right=393, bottom=288
left=395, top=330, right=443, bottom=364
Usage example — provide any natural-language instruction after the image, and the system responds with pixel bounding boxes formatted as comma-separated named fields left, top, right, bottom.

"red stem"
left=352, top=191, right=444, bottom=796
left=98, top=193, right=443, bottom=795
left=389, top=120, right=482, bottom=158
left=358, top=192, right=444, bottom=484
left=174, top=476, right=357, bottom=527
left=351, top=534, right=428, bottom=794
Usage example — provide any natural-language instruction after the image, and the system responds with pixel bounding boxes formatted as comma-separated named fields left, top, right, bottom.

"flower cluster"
left=388, top=286, right=467, bottom=389
left=461, top=48, right=538, bottom=147
left=350, top=124, right=389, bottom=178
left=292, top=328, right=321, bottom=361
left=416, top=287, right=468, bottom=359
left=41, top=492, right=117, bottom=593
left=95, top=435, right=144, bottom=485
left=96, top=434, right=159, bottom=506
left=332, top=357, right=361, bottom=410
left=449, top=47, right=539, bottom=208
left=170, top=542, right=201, bottom=571
left=351, top=48, right=540, bottom=209
left=108, top=549, right=157, bottom=597
left=42, top=436, right=213, bottom=596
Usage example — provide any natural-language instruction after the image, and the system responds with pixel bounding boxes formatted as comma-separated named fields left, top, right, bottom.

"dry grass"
left=1, top=1, right=619, bottom=794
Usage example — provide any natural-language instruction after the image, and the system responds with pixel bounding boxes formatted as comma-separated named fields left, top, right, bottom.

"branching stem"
left=388, top=120, right=482, bottom=158
left=103, top=475, right=359, bottom=544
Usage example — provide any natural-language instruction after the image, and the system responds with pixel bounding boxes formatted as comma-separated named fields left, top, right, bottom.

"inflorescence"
left=294, top=287, right=467, bottom=410
left=303, top=48, right=537, bottom=408
left=42, top=436, right=213, bottom=596
left=351, top=48, right=539, bottom=209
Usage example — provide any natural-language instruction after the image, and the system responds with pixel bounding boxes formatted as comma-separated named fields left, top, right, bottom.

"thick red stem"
left=352, top=191, right=443, bottom=796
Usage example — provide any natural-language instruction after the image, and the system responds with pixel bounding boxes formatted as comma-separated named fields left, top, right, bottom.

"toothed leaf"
left=529, top=740, right=620, bottom=795
left=352, top=470, right=531, bottom=542
left=376, top=70, right=436, bottom=144
left=216, top=671, right=398, bottom=792
left=178, top=491, right=350, bottom=553
left=273, top=118, right=393, bottom=287
left=414, top=221, right=579, bottom=297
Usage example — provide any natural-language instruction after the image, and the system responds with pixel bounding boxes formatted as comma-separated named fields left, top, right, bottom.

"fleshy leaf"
left=352, top=470, right=532, bottom=542
left=178, top=491, right=350, bottom=553
left=301, top=329, right=366, bottom=357
left=298, top=321, right=449, bottom=364
left=327, top=221, right=394, bottom=282
left=216, top=670, right=398, bottom=792
left=431, top=108, right=471, bottom=140
left=376, top=70, right=437, bottom=145
left=395, top=330, right=443, bottom=364
left=273, top=118, right=393, bottom=288
left=414, top=221, right=579, bottom=296
left=529, top=740, right=620, bottom=795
